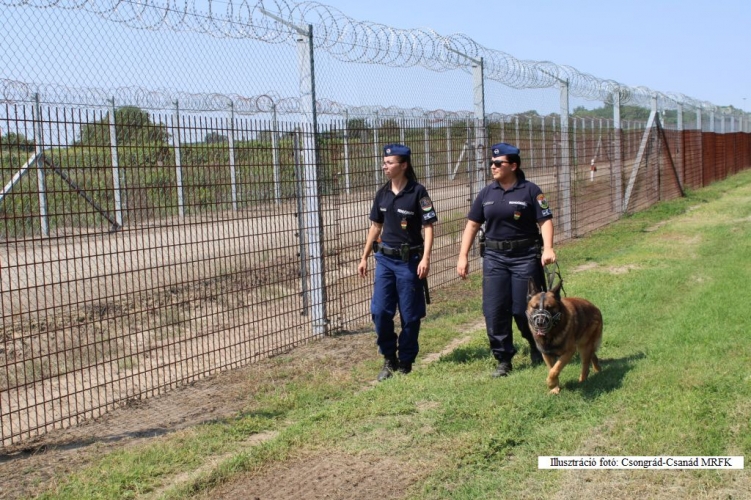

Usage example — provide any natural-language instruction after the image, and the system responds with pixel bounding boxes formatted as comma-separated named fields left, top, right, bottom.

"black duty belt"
left=373, top=242, right=423, bottom=260
left=485, top=237, right=539, bottom=251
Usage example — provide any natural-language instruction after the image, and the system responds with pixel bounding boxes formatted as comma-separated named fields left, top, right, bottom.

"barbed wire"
left=1, top=0, right=718, bottom=111
left=4, top=77, right=730, bottom=123
left=0, top=78, right=478, bottom=121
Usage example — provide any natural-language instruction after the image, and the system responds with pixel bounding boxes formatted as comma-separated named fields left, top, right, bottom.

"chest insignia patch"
left=514, top=211, right=522, bottom=220
left=401, top=218, right=408, bottom=230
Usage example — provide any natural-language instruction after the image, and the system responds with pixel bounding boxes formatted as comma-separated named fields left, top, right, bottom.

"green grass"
left=33, top=170, right=751, bottom=499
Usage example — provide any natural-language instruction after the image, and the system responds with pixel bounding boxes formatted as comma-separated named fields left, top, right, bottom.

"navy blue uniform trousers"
left=371, top=252, right=425, bottom=363
left=482, top=247, right=543, bottom=362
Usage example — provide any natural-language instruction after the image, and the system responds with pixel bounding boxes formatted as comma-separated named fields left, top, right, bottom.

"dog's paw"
left=549, top=387, right=561, bottom=395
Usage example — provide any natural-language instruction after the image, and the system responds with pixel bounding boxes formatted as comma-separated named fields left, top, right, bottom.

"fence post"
left=228, top=101, right=238, bottom=211
left=373, top=112, right=380, bottom=188
left=423, top=118, right=431, bottom=184
left=272, top=103, right=281, bottom=204
left=709, top=109, right=715, bottom=132
left=172, top=100, right=185, bottom=219
left=442, top=46, right=485, bottom=197
left=33, top=94, right=49, bottom=237
left=343, top=109, right=351, bottom=194
left=298, top=23, right=327, bottom=335
left=472, top=57, right=486, bottom=206
left=696, top=107, right=702, bottom=132
left=585, top=118, right=590, bottom=179
left=541, top=116, right=547, bottom=168
left=399, top=112, right=405, bottom=144
left=697, top=107, right=705, bottom=186
left=293, top=130, right=308, bottom=311
left=612, top=90, right=624, bottom=215
left=571, top=117, right=579, bottom=172
left=676, top=103, right=684, bottom=186
left=558, top=80, right=572, bottom=240
left=109, top=98, right=124, bottom=227
left=528, top=116, right=534, bottom=165
left=446, top=122, right=452, bottom=176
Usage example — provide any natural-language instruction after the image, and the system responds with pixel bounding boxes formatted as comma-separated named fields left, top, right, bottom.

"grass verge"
left=35, top=170, right=751, bottom=499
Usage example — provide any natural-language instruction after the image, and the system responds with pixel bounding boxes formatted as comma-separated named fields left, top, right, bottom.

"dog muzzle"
left=527, top=293, right=561, bottom=336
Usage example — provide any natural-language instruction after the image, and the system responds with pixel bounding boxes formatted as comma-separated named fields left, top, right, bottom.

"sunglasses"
left=490, top=160, right=511, bottom=168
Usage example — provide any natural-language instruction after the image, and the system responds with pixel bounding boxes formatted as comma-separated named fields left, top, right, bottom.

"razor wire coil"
left=0, top=0, right=720, bottom=111
left=1, top=78, right=478, bottom=120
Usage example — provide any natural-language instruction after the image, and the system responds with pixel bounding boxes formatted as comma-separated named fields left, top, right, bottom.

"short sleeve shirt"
left=467, top=179, right=552, bottom=240
left=370, top=180, right=438, bottom=247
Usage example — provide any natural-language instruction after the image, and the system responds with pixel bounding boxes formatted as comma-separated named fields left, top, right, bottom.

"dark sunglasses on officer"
left=490, top=159, right=512, bottom=168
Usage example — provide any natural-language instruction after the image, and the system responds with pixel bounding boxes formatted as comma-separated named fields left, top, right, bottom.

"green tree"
left=78, top=106, right=169, bottom=146
left=572, top=104, right=650, bottom=121
left=203, top=132, right=228, bottom=144
left=346, top=118, right=370, bottom=142
left=0, top=132, right=35, bottom=153
left=346, top=117, right=369, bottom=131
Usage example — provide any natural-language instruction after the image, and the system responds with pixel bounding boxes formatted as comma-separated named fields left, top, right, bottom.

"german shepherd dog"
left=526, top=279, right=603, bottom=394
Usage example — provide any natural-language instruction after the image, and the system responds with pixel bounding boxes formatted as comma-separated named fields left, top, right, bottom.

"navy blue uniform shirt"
left=369, top=180, right=438, bottom=247
left=467, top=179, right=552, bottom=240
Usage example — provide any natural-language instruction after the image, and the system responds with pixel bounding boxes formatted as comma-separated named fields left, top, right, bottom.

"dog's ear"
left=551, top=279, right=563, bottom=300
left=527, top=278, right=540, bottom=302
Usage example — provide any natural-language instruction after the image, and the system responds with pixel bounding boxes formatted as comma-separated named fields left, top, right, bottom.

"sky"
left=307, top=0, right=751, bottom=110
left=2, top=0, right=749, bottom=117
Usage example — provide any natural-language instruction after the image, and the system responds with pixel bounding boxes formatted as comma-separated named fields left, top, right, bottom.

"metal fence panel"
left=2, top=0, right=750, bottom=448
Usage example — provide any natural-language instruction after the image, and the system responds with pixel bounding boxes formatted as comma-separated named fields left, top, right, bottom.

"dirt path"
left=0, top=317, right=486, bottom=500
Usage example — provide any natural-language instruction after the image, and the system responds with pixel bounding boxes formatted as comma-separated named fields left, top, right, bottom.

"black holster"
left=478, top=229, right=486, bottom=258
left=400, top=243, right=411, bottom=262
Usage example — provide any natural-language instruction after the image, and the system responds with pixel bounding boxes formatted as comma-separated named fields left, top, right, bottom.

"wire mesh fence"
left=2, top=0, right=751, bottom=449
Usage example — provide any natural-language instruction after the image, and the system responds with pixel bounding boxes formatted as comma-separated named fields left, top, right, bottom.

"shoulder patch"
left=537, top=194, right=549, bottom=210
left=419, top=196, right=433, bottom=212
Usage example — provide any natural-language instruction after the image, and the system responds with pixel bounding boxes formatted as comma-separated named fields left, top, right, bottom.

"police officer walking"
left=358, top=144, right=437, bottom=382
left=456, top=143, right=556, bottom=377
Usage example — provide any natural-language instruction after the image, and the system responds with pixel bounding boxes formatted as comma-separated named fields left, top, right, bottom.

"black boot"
left=377, top=355, right=399, bottom=382
left=397, top=361, right=412, bottom=375
left=492, top=360, right=512, bottom=378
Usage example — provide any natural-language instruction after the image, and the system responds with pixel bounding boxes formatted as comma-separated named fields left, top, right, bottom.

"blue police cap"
left=491, top=143, right=520, bottom=158
left=383, top=143, right=411, bottom=157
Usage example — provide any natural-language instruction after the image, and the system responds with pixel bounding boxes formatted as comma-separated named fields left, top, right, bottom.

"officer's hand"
left=358, top=258, right=368, bottom=278
left=457, top=255, right=469, bottom=279
left=417, top=258, right=430, bottom=280
left=541, top=248, right=556, bottom=266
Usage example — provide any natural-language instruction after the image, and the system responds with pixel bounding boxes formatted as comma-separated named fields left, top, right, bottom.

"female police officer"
left=456, top=143, right=556, bottom=377
left=358, top=144, right=437, bottom=382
